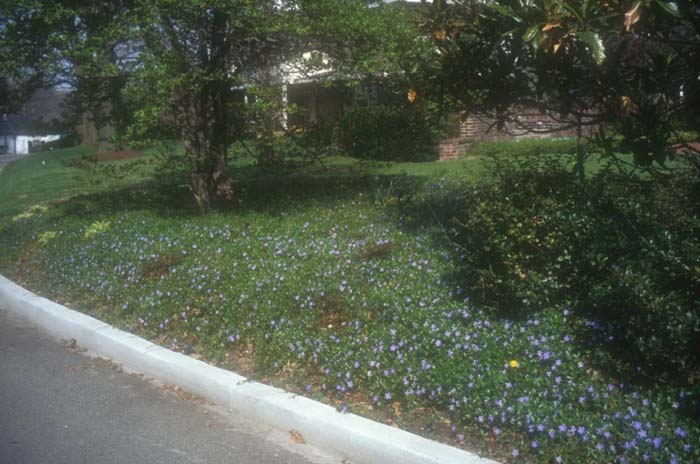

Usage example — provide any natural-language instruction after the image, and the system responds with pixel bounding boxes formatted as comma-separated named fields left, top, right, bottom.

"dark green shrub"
left=451, top=154, right=700, bottom=385
left=282, top=120, right=344, bottom=161
left=338, top=105, right=438, bottom=162
left=228, top=123, right=343, bottom=166
left=452, top=154, right=584, bottom=311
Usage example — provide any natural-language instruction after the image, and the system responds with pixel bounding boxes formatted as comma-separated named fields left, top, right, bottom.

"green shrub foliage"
left=339, top=105, right=438, bottom=162
left=452, top=155, right=700, bottom=385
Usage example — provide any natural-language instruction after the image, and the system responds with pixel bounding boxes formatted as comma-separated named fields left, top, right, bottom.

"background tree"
left=127, top=0, right=432, bottom=207
left=2, top=0, right=438, bottom=208
left=125, top=0, right=304, bottom=210
left=0, top=0, right=136, bottom=152
left=240, top=0, right=435, bottom=166
left=281, top=1, right=442, bottom=162
left=0, top=77, right=10, bottom=114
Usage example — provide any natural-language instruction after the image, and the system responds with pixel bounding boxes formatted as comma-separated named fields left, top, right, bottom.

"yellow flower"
left=84, top=220, right=111, bottom=239
left=509, top=360, right=520, bottom=368
left=38, top=231, right=57, bottom=245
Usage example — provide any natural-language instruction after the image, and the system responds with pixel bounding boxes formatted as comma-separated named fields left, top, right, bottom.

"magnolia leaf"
left=621, top=95, right=632, bottom=113
left=407, top=89, right=417, bottom=103
left=524, top=25, right=539, bottom=42
left=289, top=429, right=305, bottom=444
left=487, top=3, right=523, bottom=22
left=655, top=0, right=680, bottom=17
left=542, top=22, right=561, bottom=32
left=576, top=31, right=605, bottom=65
left=531, top=30, right=543, bottom=51
left=624, top=2, right=641, bottom=32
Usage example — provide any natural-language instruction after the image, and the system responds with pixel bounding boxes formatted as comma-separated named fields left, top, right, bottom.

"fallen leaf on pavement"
left=289, top=429, right=305, bottom=444
left=384, top=419, right=399, bottom=428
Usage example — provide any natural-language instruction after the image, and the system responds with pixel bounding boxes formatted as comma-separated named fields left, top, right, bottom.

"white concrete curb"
left=0, top=274, right=499, bottom=464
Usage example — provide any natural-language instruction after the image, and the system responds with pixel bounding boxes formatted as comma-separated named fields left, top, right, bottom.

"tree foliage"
left=126, top=0, right=419, bottom=209
left=0, top=0, right=137, bottom=151
left=423, top=0, right=699, bottom=166
left=2, top=0, right=421, bottom=210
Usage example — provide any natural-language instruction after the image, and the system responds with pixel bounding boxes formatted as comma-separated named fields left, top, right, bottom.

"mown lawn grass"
left=0, top=146, right=163, bottom=218
left=0, top=148, right=94, bottom=216
left=0, top=147, right=697, bottom=464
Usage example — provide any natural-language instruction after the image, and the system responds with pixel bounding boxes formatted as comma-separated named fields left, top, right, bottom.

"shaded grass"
left=0, top=147, right=161, bottom=218
left=0, top=144, right=613, bottom=221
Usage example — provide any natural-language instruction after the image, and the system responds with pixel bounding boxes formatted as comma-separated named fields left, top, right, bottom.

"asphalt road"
left=0, top=309, right=342, bottom=464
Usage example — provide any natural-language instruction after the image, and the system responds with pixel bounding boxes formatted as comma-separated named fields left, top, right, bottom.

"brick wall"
left=436, top=137, right=472, bottom=161
left=459, top=111, right=585, bottom=141
left=438, top=109, right=594, bottom=160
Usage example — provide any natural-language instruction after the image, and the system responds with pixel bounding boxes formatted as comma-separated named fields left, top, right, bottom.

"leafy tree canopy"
left=1, top=0, right=424, bottom=210
left=422, top=0, right=699, bottom=166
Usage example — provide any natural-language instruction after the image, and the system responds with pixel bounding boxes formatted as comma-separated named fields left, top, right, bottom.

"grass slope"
left=0, top=148, right=93, bottom=216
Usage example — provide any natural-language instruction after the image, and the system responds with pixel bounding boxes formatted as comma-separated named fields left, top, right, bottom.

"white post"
left=281, top=83, right=288, bottom=130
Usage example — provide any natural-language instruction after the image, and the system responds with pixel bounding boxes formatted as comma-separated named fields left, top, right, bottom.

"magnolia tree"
left=422, top=0, right=699, bottom=170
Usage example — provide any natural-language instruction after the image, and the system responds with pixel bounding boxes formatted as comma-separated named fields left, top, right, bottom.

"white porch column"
left=281, top=83, right=288, bottom=131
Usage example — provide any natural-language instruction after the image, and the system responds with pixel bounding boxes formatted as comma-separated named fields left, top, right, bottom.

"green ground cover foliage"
left=0, top=147, right=698, bottom=463
left=452, top=155, right=700, bottom=385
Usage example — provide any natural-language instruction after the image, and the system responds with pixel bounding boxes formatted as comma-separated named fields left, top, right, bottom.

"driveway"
left=0, top=309, right=341, bottom=464
left=0, top=154, right=30, bottom=176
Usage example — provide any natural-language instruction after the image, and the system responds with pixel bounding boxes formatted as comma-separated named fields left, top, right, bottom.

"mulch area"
left=95, top=150, right=143, bottom=161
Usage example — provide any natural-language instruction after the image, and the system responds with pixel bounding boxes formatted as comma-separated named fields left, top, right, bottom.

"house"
left=276, top=51, right=348, bottom=129
left=0, top=113, right=63, bottom=155
left=270, top=0, right=591, bottom=160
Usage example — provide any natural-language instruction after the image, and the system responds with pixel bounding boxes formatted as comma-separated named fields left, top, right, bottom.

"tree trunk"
left=180, top=110, right=234, bottom=212
left=171, top=8, right=234, bottom=212
left=190, top=149, right=233, bottom=213
left=96, top=75, right=126, bottom=154
left=576, top=114, right=586, bottom=182
left=176, top=90, right=233, bottom=211
left=183, top=142, right=234, bottom=212
left=96, top=100, right=116, bottom=154
left=79, top=1, right=126, bottom=155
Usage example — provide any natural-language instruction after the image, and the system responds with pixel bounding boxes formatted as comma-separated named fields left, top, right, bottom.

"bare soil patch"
left=95, top=150, right=143, bottom=162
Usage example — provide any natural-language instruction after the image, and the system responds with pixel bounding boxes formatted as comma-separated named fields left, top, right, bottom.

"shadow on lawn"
left=42, top=163, right=431, bottom=222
